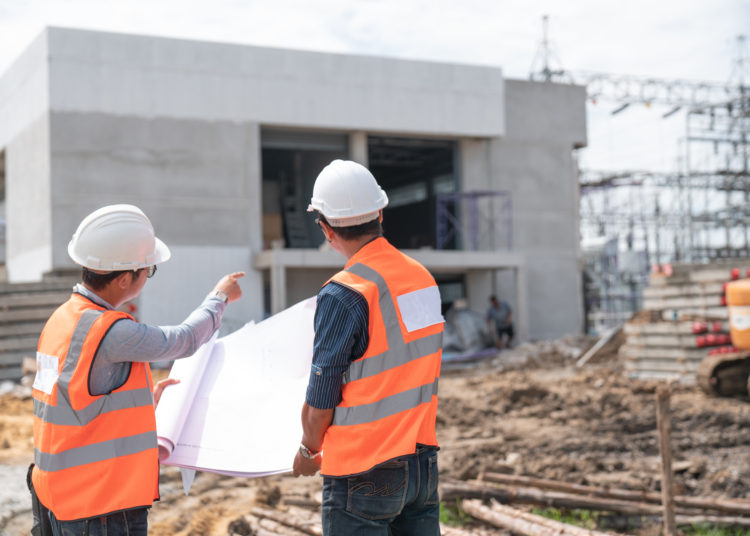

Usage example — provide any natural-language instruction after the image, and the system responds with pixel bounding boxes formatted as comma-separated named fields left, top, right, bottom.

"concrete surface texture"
left=0, top=26, right=586, bottom=340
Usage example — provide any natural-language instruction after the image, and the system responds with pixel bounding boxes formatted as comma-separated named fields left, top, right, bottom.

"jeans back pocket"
left=346, top=460, right=408, bottom=520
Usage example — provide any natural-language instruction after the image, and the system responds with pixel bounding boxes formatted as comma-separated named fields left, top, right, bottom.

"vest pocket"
left=346, top=460, right=408, bottom=520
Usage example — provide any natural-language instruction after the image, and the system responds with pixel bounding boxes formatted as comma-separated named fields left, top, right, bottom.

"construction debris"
left=479, top=473, right=750, bottom=517
left=462, top=499, right=617, bottom=536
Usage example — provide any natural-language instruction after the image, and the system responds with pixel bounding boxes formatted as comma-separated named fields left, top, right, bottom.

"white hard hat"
left=307, top=160, right=389, bottom=227
left=68, top=204, right=171, bottom=271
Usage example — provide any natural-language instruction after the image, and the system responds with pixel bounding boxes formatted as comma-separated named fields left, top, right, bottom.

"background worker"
left=292, top=160, right=444, bottom=535
left=487, top=294, right=514, bottom=349
left=29, top=204, right=244, bottom=536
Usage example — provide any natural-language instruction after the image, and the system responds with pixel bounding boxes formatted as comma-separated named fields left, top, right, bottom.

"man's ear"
left=116, top=271, right=133, bottom=290
left=320, top=221, right=334, bottom=242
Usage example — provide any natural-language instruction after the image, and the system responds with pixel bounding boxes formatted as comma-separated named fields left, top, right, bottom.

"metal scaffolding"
left=531, top=18, right=749, bottom=333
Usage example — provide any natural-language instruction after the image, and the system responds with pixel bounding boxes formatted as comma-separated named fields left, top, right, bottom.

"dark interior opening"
left=368, top=136, right=457, bottom=250
left=261, top=130, right=347, bottom=249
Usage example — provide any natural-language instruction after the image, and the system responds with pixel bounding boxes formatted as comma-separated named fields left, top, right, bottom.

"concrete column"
left=349, top=132, right=368, bottom=166
left=270, top=259, right=287, bottom=315
left=515, top=265, right=529, bottom=342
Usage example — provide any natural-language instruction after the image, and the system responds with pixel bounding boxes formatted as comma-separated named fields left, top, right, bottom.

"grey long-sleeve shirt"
left=72, top=284, right=226, bottom=395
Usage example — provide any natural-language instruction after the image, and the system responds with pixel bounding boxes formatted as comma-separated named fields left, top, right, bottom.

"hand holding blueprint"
left=155, top=297, right=316, bottom=477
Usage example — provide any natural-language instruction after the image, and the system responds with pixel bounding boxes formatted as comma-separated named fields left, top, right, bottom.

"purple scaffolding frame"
left=435, top=190, right=513, bottom=251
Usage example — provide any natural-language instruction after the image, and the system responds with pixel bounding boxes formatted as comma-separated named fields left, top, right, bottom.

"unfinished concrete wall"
left=25, top=27, right=506, bottom=325
left=44, top=27, right=505, bottom=137
left=5, top=115, right=52, bottom=282
left=0, top=27, right=588, bottom=339
left=46, top=111, right=262, bottom=324
left=0, top=31, right=49, bottom=150
left=0, top=31, right=52, bottom=282
left=487, top=80, right=587, bottom=340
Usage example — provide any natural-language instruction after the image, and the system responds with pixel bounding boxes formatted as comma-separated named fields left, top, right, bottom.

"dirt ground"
left=1, top=334, right=749, bottom=535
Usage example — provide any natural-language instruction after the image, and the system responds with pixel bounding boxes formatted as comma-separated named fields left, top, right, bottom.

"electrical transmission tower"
left=530, top=19, right=749, bottom=333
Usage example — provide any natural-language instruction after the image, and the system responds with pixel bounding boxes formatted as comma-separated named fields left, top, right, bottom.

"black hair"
left=317, top=213, right=383, bottom=241
left=81, top=267, right=133, bottom=290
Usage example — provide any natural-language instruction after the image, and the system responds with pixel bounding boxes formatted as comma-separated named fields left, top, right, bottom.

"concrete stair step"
left=0, top=275, right=77, bottom=381
left=0, top=321, right=46, bottom=338
left=0, top=350, right=35, bottom=367
left=0, top=280, right=75, bottom=294
left=0, top=336, right=41, bottom=352
left=0, top=290, right=71, bottom=309
left=0, top=307, right=60, bottom=323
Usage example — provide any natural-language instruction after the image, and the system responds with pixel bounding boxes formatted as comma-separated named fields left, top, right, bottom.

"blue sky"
left=1, top=0, right=748, bottom=172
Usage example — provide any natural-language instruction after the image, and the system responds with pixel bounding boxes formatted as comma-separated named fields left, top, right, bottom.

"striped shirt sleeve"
left=305, top=281, right=369, bottom=409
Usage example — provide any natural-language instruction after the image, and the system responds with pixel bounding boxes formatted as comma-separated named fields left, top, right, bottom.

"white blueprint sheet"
left=155, top=297, right=316, bottom=477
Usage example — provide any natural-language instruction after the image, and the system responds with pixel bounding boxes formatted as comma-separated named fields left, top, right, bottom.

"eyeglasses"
left=133, top=265, right=157, bottom=278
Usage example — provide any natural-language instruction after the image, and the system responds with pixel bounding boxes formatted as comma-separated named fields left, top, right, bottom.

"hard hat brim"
left=68, top=234, right=171, bottom=271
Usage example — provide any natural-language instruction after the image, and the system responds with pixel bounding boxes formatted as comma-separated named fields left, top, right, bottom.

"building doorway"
left=261, top=129, right=347, bottom=249
left=368, top=136, right=457, bottom=250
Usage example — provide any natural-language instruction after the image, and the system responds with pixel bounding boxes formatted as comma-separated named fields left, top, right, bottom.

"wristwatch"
left=299, top=444, right=321, bottom=459
left=213, top=289, right=229, bottom=303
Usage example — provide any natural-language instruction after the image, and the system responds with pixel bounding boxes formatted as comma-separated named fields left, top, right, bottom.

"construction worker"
left=292, top=160, right=444, bottom=535
left=487, top=294, right=514, bottom=349
left=29, top=204, right=244, bottom=536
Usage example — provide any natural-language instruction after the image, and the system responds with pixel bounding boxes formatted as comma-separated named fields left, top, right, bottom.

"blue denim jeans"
left=48, top=508, right=149, bottom=536
left=322, top=447, right=440, bottom=536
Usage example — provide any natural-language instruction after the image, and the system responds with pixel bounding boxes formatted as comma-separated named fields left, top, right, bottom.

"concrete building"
left=0, top=27, right=586, bottom=341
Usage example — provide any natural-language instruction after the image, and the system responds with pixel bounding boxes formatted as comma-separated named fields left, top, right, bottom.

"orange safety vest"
left=321, top=237, right=444, bottom=477
left=31, top=293, right=159, bottom=521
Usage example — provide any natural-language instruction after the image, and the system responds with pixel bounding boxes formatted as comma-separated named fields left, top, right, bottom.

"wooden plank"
left=576, top=324, right=622, bottom=368
left=656, top=386, right=676, bottom=536
left=462, top=499, right=617, bottom=536
left=442, top=480, right=665, bottom=515
left=480, top=473, right=750, bottom=516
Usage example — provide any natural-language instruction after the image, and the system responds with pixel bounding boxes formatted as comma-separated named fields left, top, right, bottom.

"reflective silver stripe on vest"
left=343, top=263, right=443, bottom=385
left=34, top=388, right=155, bottom=426
left=34, top=308, right=154, bottom=427
left=34, top=431, right=157, bottom=472
left=332, top=378, right=439, bottom=426
left=334, top=262, right=442, bottom=427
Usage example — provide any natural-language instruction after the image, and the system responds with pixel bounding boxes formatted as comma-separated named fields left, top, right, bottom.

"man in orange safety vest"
left=29, top=204, right=244, bottom=536
left=293, top=160, right=444, bottom=535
